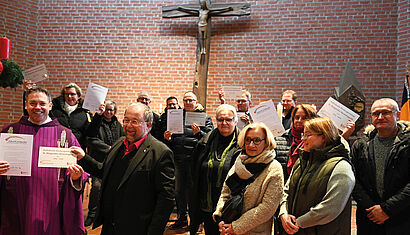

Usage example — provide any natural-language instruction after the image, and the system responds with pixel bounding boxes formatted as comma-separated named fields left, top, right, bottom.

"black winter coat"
left=189, top=128, right=242, bottom=234
left=351, top=121, right=410, bottom=235
left=168, top=109, right=213, bottom=159
left=274, top=129, right=292, bottom=180
left=86, top=114, right=124, bottom=163
left=51, top=96, right=92, bottom=149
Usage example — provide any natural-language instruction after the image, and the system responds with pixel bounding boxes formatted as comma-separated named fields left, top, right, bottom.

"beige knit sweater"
left=213, top=150, right=284, bottom=235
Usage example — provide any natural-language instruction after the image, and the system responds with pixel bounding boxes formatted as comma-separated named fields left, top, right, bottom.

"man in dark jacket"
left=279, top=90, right=297, bottom=130
left=74, top=103, right=175, bottom=235
left=158, top=96, right=181, bottom=143
left=351, top=98, right=410, bottom=234
left=165, top=91, right=214, bottom=229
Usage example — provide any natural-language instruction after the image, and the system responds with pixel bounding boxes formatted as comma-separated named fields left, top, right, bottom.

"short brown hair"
left=26, top=87, right=51, bottom=103
left=291, top=104, right=318, bottom=126
left=282, top=90, right=297, bottom=101
left=304, top=117, right=339, bottom=145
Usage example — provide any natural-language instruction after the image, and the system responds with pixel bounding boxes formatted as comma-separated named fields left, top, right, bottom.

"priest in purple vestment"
left=0, top=87, right=88, bottom=235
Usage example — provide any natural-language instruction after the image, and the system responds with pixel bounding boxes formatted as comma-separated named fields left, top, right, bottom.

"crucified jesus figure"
left=177, top=0, right=233, bottom=55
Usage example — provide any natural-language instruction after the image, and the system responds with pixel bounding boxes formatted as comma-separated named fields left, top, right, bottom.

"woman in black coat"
left=189, top=104, right=242, bottom=235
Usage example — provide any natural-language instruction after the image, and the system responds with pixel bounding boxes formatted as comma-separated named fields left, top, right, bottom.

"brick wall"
left=0, top=0, right=407, bottom=128
left=397, top=0, right=409, bottom=103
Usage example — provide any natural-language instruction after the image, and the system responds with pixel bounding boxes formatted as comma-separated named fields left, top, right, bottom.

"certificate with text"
left=23, top=64, right=48, bottom=83
left=167, top=109, right=184, bottom=134
left=318, top=97, right=360, bottom=131
left=83, top=82, right=109, bottom=112
left=223, top=86, right=243, bottom=100
left=185, top=112, right=207, bottom=126
left=0, top=133, right=33, bottom=176
left=249, top=100, right=285, bottom=137
left=38, top=147, right=76, bottom=168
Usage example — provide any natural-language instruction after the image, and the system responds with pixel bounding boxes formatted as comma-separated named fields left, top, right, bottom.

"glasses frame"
left=244, top=137, right=266, bottom=145
left=123, top=118, right=145, bottom=127
left=371, top=110, right=397, bottom=118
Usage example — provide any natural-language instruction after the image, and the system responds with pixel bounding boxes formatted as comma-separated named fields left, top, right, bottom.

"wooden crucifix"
left=162, top=0, right=250, bottom=108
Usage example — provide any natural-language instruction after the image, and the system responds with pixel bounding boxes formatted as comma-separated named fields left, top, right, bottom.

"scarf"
left=64, top=102, right=78, bottom=116
left=203, top=132, right=236, bottom=212
left=287, top=127, right=303, bottom=175
left=226, top=149, right=275, bottom=195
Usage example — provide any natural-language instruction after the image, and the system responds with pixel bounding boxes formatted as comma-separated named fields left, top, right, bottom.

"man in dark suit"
left=73, top=102, right=175, bottom=235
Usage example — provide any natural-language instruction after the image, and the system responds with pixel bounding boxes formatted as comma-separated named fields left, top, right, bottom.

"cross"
left=162, top=0, right=251, bottom=108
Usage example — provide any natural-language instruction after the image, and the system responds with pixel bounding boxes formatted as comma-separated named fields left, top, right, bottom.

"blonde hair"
left=238, top=122, right=276, bottom=150
left=61, top=83, right=82, bottom=97
left=241, top=90, right=251, bottom=101
left=304, top=117, right=339, bottom=144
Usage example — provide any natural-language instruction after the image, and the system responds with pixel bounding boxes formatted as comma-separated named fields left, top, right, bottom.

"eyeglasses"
left=183, top=99, right=196, bottom=103
left=137, top=97, right=151, bottom=102
left=236, top=99, right=248, bottom=104
left=64, top=93, right=77, bottom=97
left=371, top=110, right=397, bottom=118
left=216, top=117, right=234, bottom=123
left=123, top=118, right=145, bottom=126
left=301, top=132, right=322, bottom=139
left=167, top=103, right=178, bottom=107
left=281, top=99, right=293, bottom=103
left=105, top=108, right=115, bottom=112
left=244, top=137, right=265, bottom=145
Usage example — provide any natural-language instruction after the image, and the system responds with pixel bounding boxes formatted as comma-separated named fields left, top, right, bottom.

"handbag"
left=220, top=188, right=245, bottom=223
left=220, top=162, right=268, bottom=223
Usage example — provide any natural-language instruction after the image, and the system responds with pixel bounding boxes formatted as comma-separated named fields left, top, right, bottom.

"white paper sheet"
left=223, top=86, right=243, bottom=100
left=83, top=82, right=109, bottom=112
left=167, top=109, right=184, bottom=134
left=318, top=97, right=360, bottom=131
left=38, top=147, right=76, bottom=168
left=185, top=112, right=207, bottom=126
left=0, top=133, right=33, bottom=176
left=249, top=100, right=285, bottom=137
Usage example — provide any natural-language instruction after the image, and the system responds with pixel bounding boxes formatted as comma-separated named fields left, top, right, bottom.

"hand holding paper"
left=70, top=146, right=85, bottom=161
left=68, top=164, right=84, bottom=181
left=0, top=161, right=10, bottom=174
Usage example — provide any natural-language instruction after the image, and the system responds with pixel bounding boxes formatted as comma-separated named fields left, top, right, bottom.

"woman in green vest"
left=279, top=117, right=355, bottom=235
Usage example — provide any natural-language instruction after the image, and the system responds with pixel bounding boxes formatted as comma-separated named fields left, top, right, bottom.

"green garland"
left=0, top=59, right=24, bottom=89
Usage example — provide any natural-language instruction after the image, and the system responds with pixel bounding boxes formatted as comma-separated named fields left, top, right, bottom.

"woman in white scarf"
left=214, top=122, right=284, bottom=235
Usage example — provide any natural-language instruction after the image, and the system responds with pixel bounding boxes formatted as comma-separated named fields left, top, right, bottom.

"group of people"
left=0, top=83, right=408, bottom=235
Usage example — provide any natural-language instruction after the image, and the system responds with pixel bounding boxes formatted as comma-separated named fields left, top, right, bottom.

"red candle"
left=0, top=37, right=11, bottom=60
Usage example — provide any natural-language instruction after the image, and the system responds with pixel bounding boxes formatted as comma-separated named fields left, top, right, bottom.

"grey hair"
left=372, top=98, right=399, bottom=112
left=137, top=91, right=152, bottom=100
left=125, top=102, right=153, bottom=124
left=216, top=104, right=238, bottom=122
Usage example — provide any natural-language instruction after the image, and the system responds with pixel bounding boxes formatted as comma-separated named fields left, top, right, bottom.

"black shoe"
left=168, top=218, right=188, bottom=230
left=84, top=216, right=94, bottom=227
